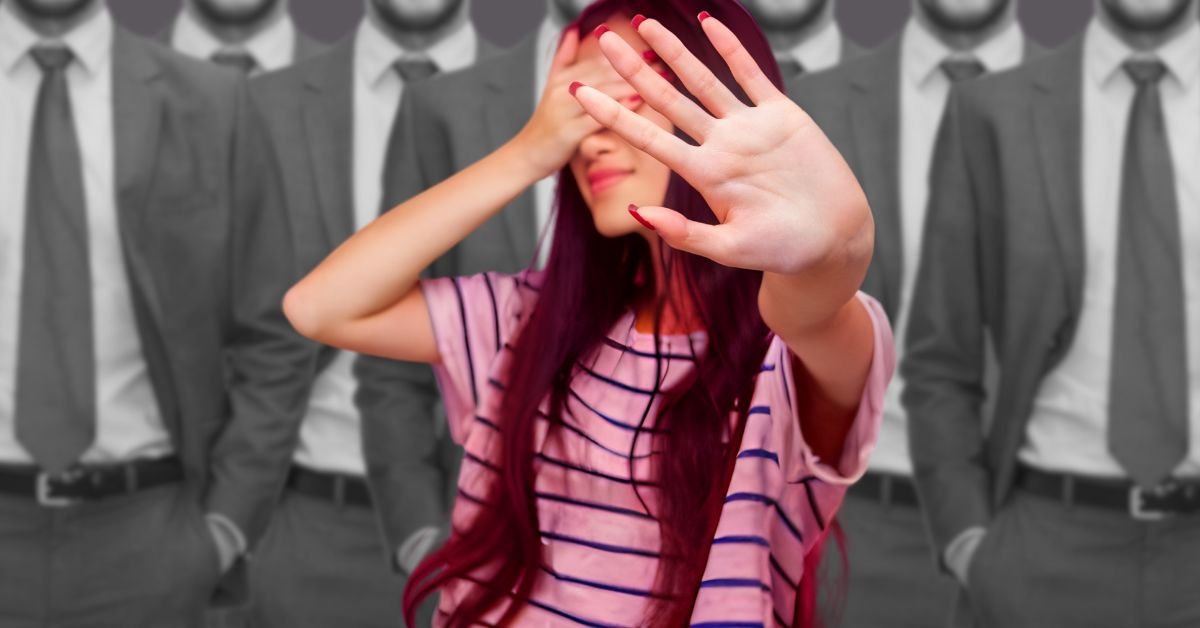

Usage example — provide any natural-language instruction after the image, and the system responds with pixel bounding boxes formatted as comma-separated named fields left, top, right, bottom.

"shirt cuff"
left=206, top=512, right=248, bottom=556
left=397, top=525, right=442, bottom=574
left=944, top=525, right=987, bottom=582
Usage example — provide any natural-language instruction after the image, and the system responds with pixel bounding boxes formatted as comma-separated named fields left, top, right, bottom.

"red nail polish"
left=659, top=70, right=675, bottom=82
left=698, top=10, right=712, bottom=22
left=593, top=24, right=610, bottom=39
left=631, top=14, right=647, bottom=30
left=569, top=81, right=583, bottom=96
left=629, top=205, right=656, bottom=231
left=642, top=50, right=659, bottom=63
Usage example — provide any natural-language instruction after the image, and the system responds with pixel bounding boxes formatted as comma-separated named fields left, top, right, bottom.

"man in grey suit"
left=791, top=1, right=1037, bottom=626
left=740, top=0, right=865, bottom=86
left=249, top=1, right=496, bottom=625
left=162, top=0, right=326, bottom=75
left=360, top=0, right=599, bottom=577
left=0, top=0, right=310, bottom=626
left=905, top=0, right=1200, bottom=625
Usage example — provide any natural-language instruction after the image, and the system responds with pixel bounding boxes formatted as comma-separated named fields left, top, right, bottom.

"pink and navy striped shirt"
left=422, top=271, right=894, bottom=627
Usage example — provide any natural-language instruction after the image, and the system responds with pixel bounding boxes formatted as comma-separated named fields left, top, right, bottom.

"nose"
left=577, top=128, right=619, bottom=162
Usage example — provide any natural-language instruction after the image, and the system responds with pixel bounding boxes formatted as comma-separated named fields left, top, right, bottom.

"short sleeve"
left=774, top=291, right=895, bottom=485
left=420, top=271, right=540, bottom=445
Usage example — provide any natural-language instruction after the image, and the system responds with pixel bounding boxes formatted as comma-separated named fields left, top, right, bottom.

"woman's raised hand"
left=572, top=13, right=873, bottom=277
left=514, top=28, right=642, bottom=179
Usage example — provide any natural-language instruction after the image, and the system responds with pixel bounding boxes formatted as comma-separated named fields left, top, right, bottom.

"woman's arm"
left=575, top=15, right=881, bottom=460
left=283, top=29, right=634, bottom=363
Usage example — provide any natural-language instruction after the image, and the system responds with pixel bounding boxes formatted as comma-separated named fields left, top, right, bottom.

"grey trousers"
left=0, top=484, right=219, bottom=628
left=247, top=490, right=419, bottom=628
left=962, top=488, right=1200, bottom=628
left=819, top=492, right=958, bottom=628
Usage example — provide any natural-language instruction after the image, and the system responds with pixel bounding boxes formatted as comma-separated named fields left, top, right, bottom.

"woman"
left=283, top=0, right=893, bottom=625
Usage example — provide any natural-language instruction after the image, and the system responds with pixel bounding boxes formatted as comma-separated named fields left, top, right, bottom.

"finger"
left=698, top=12, right=783, bottom=106
left=550, top=27, right=580, bottom=75
left=595, top=26, right=714, bottom=140
left=633, top=16, right=743, bottom=118
left=572, top=83, right=692, bottom=170
left=628, top=205, right=734, bottom=263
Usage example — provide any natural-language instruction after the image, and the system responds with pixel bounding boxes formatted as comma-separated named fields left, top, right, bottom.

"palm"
left=575, top=15, right=869, bottom=275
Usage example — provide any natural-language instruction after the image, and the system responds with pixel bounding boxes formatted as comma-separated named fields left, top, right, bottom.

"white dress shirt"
left=0, top=3, right=171, bottom=466
left=171, top=7, right=296, bottom=73
left=293, top=17, right=478, bottom=476
left=873, top=18, right=1025, bottom=475
left=532, top=13, right=568, bottom=270
left=1020, top=19, right=1200, bottom=478
left=777, top=18, right=844, bottom=74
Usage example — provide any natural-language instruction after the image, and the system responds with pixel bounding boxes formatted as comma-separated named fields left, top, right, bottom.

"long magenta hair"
left=403, top=1, right=835, bottom=626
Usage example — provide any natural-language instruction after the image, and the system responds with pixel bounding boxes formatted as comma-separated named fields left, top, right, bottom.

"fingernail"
left=659, top=70, right=675, bottom=82
left=642, top=50, right=659, bottom=63
left=698, top=11, right=712, bottom=22
left=569, top=81, right=583, bottom=96
left=629, top=205, right=656, bottom=231
left=593, top=24, right=610, bottom=39
left=627, top=95, right=643, bottom=107
left=632, top=14, right=647, bottom=30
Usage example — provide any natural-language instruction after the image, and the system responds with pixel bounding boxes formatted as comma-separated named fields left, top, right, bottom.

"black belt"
left=286, top=466, right=374, bottom=508
left=0, top=456, right=184, bottom=507
left=1016, top=465, right=1200, bottom=521
left=848, top=471, right=920, bottom=508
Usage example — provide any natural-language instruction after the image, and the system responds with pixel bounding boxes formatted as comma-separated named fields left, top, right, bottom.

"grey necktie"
left=940, top=57, right=986, bottom=83
left=392, top=57, right=439, bottom=84
left=210, top=49, right=258, bottom=75
left=776, top=57, right=806, bottom=83
left=1108, top=58, right=1189, bottom=488
left=15, top=46, right=96, bottom=474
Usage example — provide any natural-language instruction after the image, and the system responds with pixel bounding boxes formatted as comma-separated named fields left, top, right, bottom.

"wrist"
left=506, top=127, right=563, bottom=183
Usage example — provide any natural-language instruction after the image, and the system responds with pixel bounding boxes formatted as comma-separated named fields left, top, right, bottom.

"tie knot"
left=1124, top=58, right=1167, bottom=86
left=210, top=50, right=258, bottom=75
left=30, top=45, right=74, bottom=72
left=393, top=57, right=439, bottom=83
left=776, top=57, right=806, bottom=81
left=940, top=57, right=986, bottom=83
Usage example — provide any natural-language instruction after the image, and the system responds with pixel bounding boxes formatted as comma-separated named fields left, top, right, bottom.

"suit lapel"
left=483, top=35, right=539, bottom=265
left=1030, top=38, right=1085, bottom=320
left=112, top=29, right=180, bottom=431
left=302, top=40, right=356, bottom=247
left=849, top=38, right=903, bottom=320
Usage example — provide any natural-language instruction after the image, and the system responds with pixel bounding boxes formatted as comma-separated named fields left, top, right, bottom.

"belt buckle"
left=36, top=469, right=84, bottom=508
left=1129, top=483, right=1175, bottom=521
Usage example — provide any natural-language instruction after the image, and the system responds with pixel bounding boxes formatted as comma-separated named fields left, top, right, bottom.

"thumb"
left=629, top=205, right=731, bottom=263
left=551, top=27, right=581, bottom=75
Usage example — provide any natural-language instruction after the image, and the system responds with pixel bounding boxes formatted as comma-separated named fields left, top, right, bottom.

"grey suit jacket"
left=251, top=31, right=504, bottom=564
left=106, top=28, right=312, bottom=601
left=899, top=39, right=1088, bottom=557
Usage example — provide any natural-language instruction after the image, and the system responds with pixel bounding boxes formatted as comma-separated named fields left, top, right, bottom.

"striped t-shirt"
left=422, top=271, right=894, bottom=627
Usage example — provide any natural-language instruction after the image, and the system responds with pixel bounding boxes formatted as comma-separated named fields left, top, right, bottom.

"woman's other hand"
left=514, top=28, right=643, bottom=179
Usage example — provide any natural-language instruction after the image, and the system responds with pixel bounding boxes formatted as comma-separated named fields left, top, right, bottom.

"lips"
left=587, top=168, right=633, bottom=195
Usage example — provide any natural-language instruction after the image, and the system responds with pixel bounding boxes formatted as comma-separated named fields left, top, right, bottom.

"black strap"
left=1016, top=465, right=1200, bottom=517
left=0, top=456, right=183, bottom=504
left=286, top=466, right=374, bottom=508
left=848, top=471, right=920, bottom=508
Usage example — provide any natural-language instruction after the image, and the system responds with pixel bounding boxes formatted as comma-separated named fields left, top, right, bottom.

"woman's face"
left=569, top=17, right=674, bottom=238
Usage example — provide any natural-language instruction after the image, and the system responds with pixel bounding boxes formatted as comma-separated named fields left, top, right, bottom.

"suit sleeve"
left=359, top=84, right=456, bottom=565
left=901, top=90, right=993, bottom=564
left=204, top=80, right=314, bottom=550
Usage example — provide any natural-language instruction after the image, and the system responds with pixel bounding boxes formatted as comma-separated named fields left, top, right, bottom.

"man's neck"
left=184, top=0, right=286, bottom=45
left=764, top=6, right=835, bottom=54
left=10, top=0, right=101, bottom=38
left=1096, top=2, right=1197, bottom=52
left=366, top=3, right=468, bottom=52
left=913, top=4, right=1015, bottom=52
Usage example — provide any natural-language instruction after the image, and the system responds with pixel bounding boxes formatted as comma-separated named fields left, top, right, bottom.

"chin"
left=591, top=205, right=641, bottom=238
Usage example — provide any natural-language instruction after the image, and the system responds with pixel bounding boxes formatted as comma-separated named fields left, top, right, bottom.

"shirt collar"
left=779, top=19, right=842, bottom=74
left=903, top=16, right=1024, bottom=86
left=356, top=16, right=478, bottom=87
left=172, top=8, right=296, bottom=72
left=0, top=1, right=112, bottom=76
left=1086, top=17, right=1200, bottom=90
